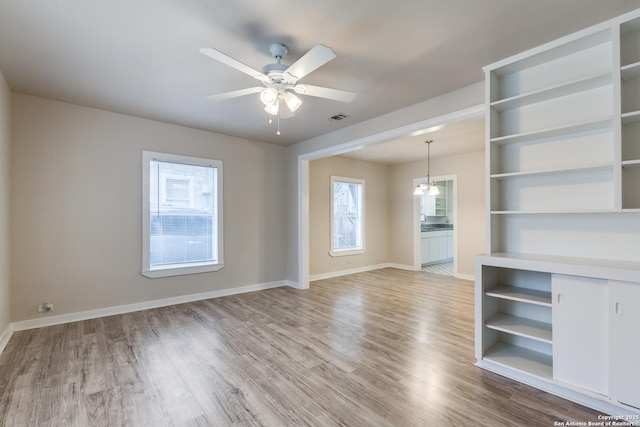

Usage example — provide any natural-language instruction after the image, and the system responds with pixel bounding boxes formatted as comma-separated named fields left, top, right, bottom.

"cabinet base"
left=476, top=359, right=640, bottom=424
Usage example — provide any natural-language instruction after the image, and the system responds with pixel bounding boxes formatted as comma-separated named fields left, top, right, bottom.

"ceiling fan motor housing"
left=269, top=43, right=288, bottom=61
left=261, top=63, right=288, bottom=76
left=263, top=44, right=291, bottom=85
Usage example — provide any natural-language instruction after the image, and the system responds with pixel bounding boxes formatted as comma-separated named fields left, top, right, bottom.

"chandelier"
left=413, top=140, right=440, bottom=196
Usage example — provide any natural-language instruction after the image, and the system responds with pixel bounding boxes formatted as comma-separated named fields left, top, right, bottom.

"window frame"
left=142, top=150, right=224, bottom=278
left=329, top=175, right=365, bottom=257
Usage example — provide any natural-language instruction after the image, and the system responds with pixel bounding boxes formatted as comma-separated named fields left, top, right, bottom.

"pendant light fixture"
left=413, top=140, right=441, bottom=196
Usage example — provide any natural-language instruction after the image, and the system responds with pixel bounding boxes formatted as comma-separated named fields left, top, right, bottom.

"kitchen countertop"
left=421, top=224, right=453, bottom=232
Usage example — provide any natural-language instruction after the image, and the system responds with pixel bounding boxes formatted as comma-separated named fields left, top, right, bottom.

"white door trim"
left=413, top=174, right=458, bottom=273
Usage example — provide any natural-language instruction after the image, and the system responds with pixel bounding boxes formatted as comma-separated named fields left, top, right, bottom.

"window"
left=330, top=176, right=364, bottom=256
left=165, top=178, right=191, bottom=206
left=142, top=151, right=224, bottom=278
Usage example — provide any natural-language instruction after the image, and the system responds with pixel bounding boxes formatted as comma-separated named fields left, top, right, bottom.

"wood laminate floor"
left=0, top=269, right=602, bottom=426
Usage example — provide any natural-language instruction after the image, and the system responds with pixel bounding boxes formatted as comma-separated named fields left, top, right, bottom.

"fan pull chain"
left=265, top=108, right=280, bottom=135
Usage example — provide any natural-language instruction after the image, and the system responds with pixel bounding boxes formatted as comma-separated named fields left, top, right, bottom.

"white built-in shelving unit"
left=479, top=262, right=553, bottom=379
left=476, top=254, right=640, bottom=417
left=486, top=27, right=616, bottom=218
left=621, top=17, right=640, bottom=211
left=476, top=8, right=640, bottom=419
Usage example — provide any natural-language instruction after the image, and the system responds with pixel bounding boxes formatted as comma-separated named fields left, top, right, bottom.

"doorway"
left=297, top=105, right=483, bottom=289
left=413, top=174, right=457, bottom=276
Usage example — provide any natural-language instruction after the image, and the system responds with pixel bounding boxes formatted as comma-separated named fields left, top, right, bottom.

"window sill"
left=329, top=249, right=365, bottom=257
left=142, top=261, right=224, bottom=278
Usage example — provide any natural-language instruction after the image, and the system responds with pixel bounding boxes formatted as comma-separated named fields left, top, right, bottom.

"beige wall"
left=389, top=150, right=485, bottom=277
left=309, top=156, right=389, bottom=277
left=308, top=150, right=484, bottom=279
left=10, top=94, right=288, bottom=322
left=0, top=71, right=10, bottom=333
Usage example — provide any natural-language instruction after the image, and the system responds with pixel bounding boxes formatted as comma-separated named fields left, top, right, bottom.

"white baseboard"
left=478, top=360, right=640, bottom=419
left=454, top=273, right=475, bottom=281
left=0, top=322, right=13, bottom=354
left=10, top=280, right=287, bottom=332
left=309, top=263, right=391, bottom=282
left=284, top=280, right=306, bottom=290
left=390, top=264, right=474, bottom=280
left=308, top=263, right=477, bottom=283
left=387, top=263, right=416, bottom=271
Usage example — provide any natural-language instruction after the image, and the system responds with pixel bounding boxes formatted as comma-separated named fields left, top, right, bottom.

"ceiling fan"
left=200, top=43, right=356, bottom=130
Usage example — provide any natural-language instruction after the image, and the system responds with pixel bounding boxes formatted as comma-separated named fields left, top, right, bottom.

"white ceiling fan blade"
left=293, top=84, right=356, bottom=102
left=200, top=48, right=270, bottom=83
left=206, top=87, right=264, bottom=101
left=283, top=44, right=336, bottom=81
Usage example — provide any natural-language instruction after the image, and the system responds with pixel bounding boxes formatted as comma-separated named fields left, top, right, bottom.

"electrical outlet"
left=38, top=302, right=53, bottom=313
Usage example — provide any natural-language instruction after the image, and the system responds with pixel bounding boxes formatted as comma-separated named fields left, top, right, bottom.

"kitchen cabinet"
left=420, top=236, right=430, bottom=264
left=446, top=234, right=453, bottom=259
left=420, top=230, right=453, bottom=265
left=425, top=194, right=436, bottom=216
left=422, top=181, right=448, bottom=216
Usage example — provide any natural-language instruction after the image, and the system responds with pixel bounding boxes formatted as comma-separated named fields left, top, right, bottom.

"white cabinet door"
left=552, top=275, right=608, bottom=395
left=420, top=238, right=430, bottom=264
left=446, top=233, right=453, bottom=259
left=423, top=194, right=436, bottom=216
left=610, top=280, right=640, bottom=410
left=429, top=236, right=447, bottom=262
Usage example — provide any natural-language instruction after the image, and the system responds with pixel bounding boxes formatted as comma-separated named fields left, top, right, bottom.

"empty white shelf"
left=622, top=111, right=640, bottom=124
left=490, top=73, right=612, bottom=112
left=484, top=342, right=553, bottom=380
left=490, top=209, right=617, bottom=215
left=485, top=313, right=553, bottom=343
left=490, top=119, right=612, bottom=146
left=490, top=163, right=613, bottom=180
left=621, top=62, right=640, bottom=80
left=485, top=285, right=552, bottom=306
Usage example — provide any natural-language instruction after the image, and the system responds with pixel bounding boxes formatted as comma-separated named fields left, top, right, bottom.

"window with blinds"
left=142, top=151, right=224, bottom=278
left=330, top=176, right=365, bottom=257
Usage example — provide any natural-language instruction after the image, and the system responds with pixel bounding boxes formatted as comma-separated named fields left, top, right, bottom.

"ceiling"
left=0, top=1, right=638, bottom=146
left=341, top=115, right=485, bottom=165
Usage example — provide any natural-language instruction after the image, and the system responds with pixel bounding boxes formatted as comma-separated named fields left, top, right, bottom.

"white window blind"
left=142, top=151, right=224, bottom=278
left=331, top=176, right=365, bottom=256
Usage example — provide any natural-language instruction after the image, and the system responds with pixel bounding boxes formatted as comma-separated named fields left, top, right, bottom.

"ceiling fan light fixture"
left=264, top=100, right=279, bottom=116
left=283, top=91, right=302, bottom=112
left=260, top=87, right=278, bottom=106
left=201, top=43, right=356, bottom=137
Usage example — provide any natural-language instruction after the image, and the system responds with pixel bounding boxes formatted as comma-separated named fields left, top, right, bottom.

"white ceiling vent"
left=328, top=113, right=351, bottom=122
